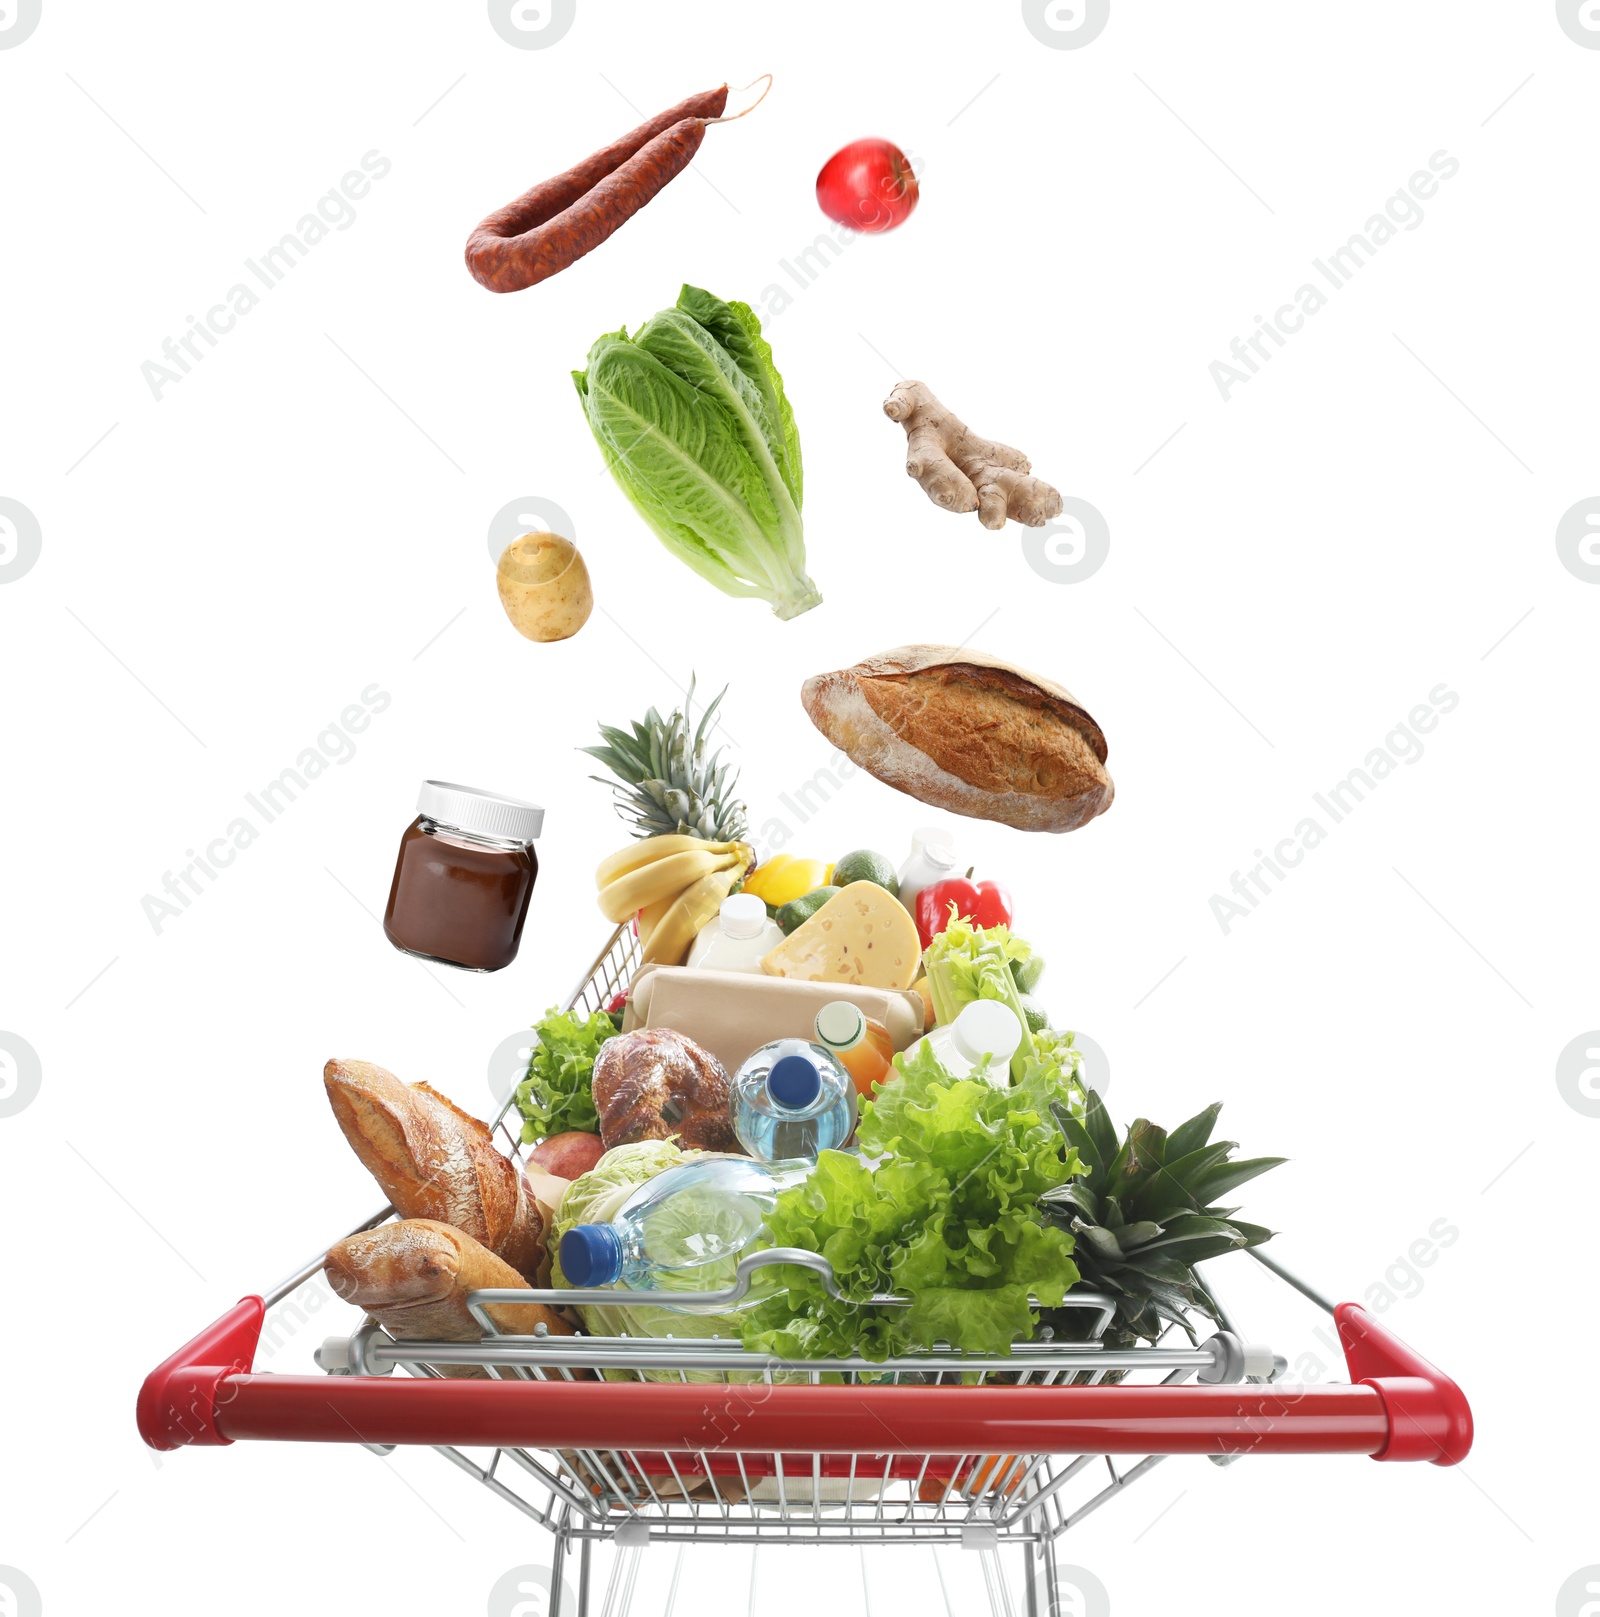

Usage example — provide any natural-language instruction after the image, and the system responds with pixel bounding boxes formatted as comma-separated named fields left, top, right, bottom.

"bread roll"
left=324, top=1059, right=545, bottom=1281
left=800, top=645, right=1113, bottom=833
left=591, top=1028, right=737, bottom=1153
left=324, top=1218, right=572, bottom=1378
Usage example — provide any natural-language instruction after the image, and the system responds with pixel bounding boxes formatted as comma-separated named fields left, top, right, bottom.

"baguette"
left=800, top=644, right=1113, bottom=833
left=324, top=1218, right=573, bottom=1378
left=324, top=1059, right=545, bottom=1281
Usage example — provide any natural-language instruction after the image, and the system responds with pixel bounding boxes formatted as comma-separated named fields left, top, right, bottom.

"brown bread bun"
left=591, top=1028, right=737, bottom=1152
left=324, top=1218, right=572, bottom=1379
left=800, top=645, right=1113, bottom=833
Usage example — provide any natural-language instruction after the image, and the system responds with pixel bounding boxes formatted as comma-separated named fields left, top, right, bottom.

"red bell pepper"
left=914, top=877, right=1014, bottom=949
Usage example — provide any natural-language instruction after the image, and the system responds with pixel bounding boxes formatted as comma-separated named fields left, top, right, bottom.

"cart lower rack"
left=138, top=925, right=1472, bottom=1617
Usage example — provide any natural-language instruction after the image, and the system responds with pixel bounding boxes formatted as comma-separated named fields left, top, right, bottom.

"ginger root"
left=884, top=380, right=1064, bottom=530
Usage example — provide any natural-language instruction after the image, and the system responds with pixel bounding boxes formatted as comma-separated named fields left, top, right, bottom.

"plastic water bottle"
left=557, top=1156, right=810, bottom=1298
left=732, top=1038, right=857, bottom=1162
left=922, top=999, right=1024, bottom=1085
left=686, top=892, right=787, bottom=973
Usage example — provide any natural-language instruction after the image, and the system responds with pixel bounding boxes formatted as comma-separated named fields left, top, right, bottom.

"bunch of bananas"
left=595, top=834, right=755, bottom=966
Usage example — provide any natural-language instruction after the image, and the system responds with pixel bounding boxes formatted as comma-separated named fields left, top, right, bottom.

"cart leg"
left=1038, top=1534, right=1061, bottom=1616
left=1023, top=1540, right=1038, bottom=1617
left=577, top=1535, right=592, bottom=1617
left=549, top=1519, right=569, bottom=1617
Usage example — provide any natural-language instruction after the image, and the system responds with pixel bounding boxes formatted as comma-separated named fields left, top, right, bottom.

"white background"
left=1, top=2, right=1595, bottom=1613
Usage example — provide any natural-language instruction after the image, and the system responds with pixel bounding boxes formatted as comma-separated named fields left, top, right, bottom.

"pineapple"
left=1040, top=1093, right=1283, bottom=1352
left=582, top=676, right=749, bottom=843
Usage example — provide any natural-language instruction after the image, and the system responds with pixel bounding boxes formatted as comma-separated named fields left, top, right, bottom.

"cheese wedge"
left=760, top=881, right=921, bottom=991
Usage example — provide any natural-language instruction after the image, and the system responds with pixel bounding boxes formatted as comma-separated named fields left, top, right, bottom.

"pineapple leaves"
left=582, top=675, right=749, bottom=842
left=1164, top=1102, right=1222, bottom=1161
left=1190, top=1155, right=1287, bottom=1206
left=1038, top=1094, right=1284, bottom=1351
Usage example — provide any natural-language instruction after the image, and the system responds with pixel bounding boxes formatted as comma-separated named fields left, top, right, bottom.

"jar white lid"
left=417, top=780, right=544, bottom=843
left=718, top=892, right=768, bottom=940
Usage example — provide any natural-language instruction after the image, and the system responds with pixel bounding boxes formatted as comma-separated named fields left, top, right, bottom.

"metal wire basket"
left=138, top=924, right=1472, bottom=1617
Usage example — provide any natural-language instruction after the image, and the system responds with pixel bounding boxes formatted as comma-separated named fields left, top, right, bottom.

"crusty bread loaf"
left=800, top=645, right=1113, bottom=833
left=591, top=1028, right=737, bottom=1152
left=324, top=1059, right=545, bottom=1281
left=324, top=1218, right=572, bottom=1378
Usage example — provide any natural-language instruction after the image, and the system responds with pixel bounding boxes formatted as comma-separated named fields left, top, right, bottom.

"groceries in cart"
left=311, top=684, right=1283, bottom=1381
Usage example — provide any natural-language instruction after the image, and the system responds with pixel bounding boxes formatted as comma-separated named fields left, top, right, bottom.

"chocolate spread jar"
left=382, top=781, right=543, bottom=972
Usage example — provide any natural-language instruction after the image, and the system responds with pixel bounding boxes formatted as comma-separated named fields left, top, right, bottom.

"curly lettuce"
left=740, top=1042, right=1081, bottom=1360
left=512, top=1006, right=613, bottom=1141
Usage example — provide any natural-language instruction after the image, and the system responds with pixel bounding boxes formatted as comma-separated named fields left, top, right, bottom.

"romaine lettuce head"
left=573, top=285, right=819, bottom=620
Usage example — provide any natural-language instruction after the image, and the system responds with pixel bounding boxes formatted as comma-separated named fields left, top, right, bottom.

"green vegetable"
left=1011, top=954, right=1046, bottom=996
left=775, top=885, right=840, bottom=934
left=1039, top=1094, right=1283, bottom=1351
left=573, top=285, right=820, bottom=620
left=740, top=1040, right=1080, bottom=1360
left=512, top=1006, right=613, bottom=1142
left=553, top=1140, right=775, bottom=1383
left=921, top=915, right=1036, bottom=1083
left=1018, top=994, right=1051, bottom=1035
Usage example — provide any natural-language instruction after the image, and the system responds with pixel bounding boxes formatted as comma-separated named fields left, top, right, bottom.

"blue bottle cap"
left=559, top=1222, right=623, bottom=1287
left=768, top=1052, right=822, bottom=1109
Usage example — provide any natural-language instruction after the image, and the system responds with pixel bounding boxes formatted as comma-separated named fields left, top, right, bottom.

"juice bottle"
left=813, top=1000, right=895, bottom=1098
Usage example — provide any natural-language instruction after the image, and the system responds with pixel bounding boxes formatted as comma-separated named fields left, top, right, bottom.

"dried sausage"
left=465, top=85, right=729, bottom=293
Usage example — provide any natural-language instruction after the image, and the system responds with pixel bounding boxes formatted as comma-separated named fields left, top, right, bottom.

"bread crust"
left=800, top=645, right=1113, bottom=833
left=591, top=1028, right=737, bottom=1152
left=324, top=1218, right=572, bottom=1378
left=324, top=1059, right=545, bottom=1281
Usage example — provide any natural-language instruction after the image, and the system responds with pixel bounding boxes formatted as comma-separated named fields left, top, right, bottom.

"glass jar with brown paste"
left=382, top=781, right=543, bottom=972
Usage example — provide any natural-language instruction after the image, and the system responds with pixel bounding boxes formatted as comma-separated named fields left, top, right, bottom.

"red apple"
left=816, top=139, right=919, bottom=233
left=528, top=1130, right=606, bottom=1180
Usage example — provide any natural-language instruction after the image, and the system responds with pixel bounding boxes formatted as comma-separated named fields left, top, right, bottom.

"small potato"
left=496, top=530, right=593, bottom=642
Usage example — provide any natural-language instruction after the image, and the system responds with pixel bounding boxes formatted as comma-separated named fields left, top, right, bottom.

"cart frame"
left=137, top=924, right=1471, bottom=1616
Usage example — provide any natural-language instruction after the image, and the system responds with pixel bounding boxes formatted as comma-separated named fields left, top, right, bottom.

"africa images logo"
left=1023, top=0, right=1110, bottom=49
left=0, top=0, right=42, bottom=48
left=1556, top=0, right=1600, bottom=47
left=0, top=1566, right=43, bottom=1617
left=488, top=0, right=575, bottom=49
left=0, top=497, right=42, bottom=584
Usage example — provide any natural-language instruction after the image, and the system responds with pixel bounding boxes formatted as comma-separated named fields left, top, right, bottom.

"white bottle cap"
left=914, top=827, right=957, bottom=868
left=718, top=892, right=768, bottom=940
left=951, top=999, right=1023, bottom=1068
left=417, top=780, right=543, bottom=843
left=814, top=999, right=866, bottom=1051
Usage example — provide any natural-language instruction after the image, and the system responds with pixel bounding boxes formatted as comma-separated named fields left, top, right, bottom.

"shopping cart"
left=138, top=924, right=1472, bottom=1617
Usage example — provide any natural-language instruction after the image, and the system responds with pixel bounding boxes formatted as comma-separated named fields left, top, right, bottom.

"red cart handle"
left=138, top=1297, right=1469, bottom=1465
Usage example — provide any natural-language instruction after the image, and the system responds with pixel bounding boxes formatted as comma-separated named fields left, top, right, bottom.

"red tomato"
left=815, top=139, right=919, bottom=233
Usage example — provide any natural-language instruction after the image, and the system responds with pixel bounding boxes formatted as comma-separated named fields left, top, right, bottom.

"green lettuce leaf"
left=739, top=1041, right=1081, bottom=1360
left=573, top=286, right=820, bottom=620
left=512, top=1006, right=612, bottom=1141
